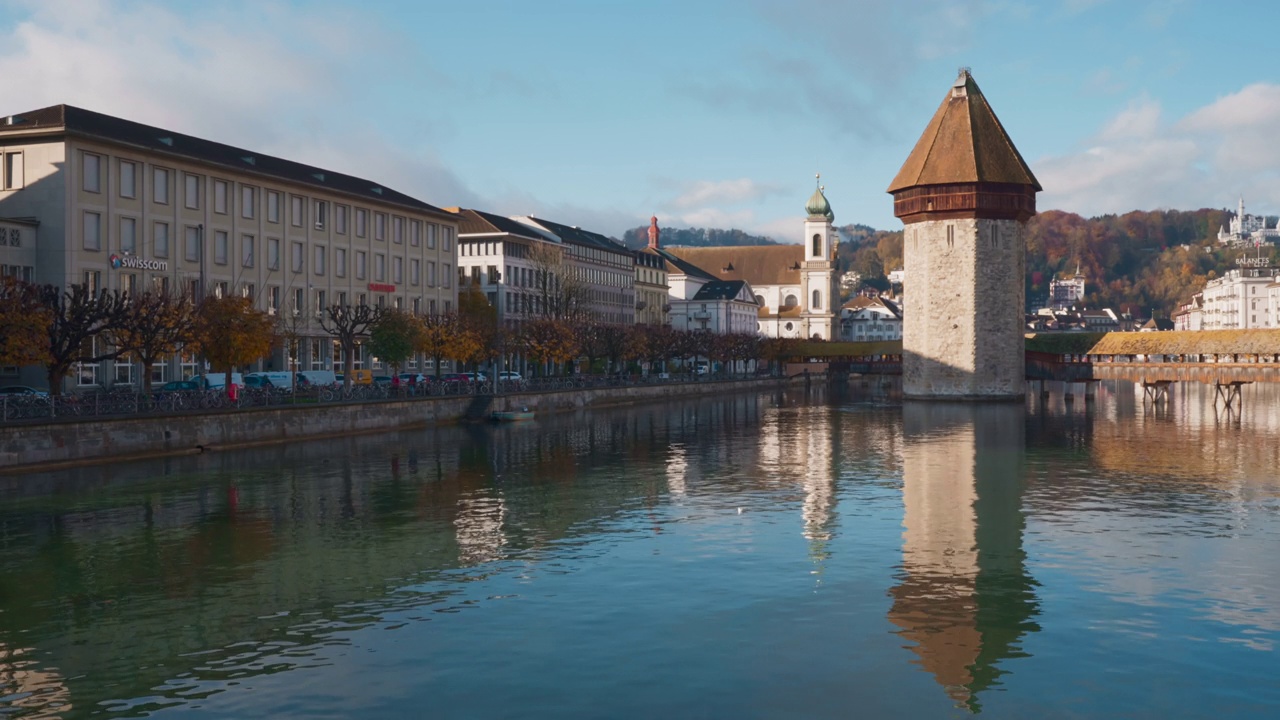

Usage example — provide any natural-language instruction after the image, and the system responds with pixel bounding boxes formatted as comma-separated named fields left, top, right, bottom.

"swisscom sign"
left=109, top=254, right=168, bottom=271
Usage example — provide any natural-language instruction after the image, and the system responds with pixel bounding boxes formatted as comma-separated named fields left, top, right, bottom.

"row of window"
left=0, top=227, right=22, bottom=247
left=1, top=264, right=34, bottom=282
left=77, top=151, right=455, bottom=247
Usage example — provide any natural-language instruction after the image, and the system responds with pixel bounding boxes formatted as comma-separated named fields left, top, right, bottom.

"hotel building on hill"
left=0, top=104, right=459, bottom=391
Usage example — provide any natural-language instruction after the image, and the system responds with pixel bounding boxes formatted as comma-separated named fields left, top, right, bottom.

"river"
left=2, top=382, right=1279, bottom=718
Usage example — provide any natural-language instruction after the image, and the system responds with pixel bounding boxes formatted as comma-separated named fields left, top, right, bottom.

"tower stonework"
left=888, top=70, right=1041, bottom=400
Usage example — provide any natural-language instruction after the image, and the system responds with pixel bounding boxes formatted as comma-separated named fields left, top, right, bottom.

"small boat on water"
left=491, top=407, right=535, bottom=422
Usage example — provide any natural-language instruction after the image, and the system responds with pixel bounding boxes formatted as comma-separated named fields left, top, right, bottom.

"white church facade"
left=1218, top=197, right=1279, bottom=246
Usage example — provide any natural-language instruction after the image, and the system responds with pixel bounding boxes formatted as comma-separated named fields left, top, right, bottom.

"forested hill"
left=620, top=225, right=777, bottom=250
left=837, top=208, right=1280, bottom=318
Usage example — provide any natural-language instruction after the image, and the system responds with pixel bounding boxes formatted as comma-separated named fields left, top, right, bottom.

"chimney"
left=647, top=215, right=660, bottom=249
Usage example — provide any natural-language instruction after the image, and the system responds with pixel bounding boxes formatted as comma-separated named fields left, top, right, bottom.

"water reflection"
left=890, top=403, right=1039, bottom=714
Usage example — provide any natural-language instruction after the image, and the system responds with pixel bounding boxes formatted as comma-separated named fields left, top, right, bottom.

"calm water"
left=2, top=382, right=1280, bottom=718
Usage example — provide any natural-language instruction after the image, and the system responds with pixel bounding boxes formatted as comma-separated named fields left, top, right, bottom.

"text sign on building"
left=1237, top=257, right=1273, bottom=269
left=110, top=254, right=168, bottom=271
left=367, top=282, right=396, bottom=293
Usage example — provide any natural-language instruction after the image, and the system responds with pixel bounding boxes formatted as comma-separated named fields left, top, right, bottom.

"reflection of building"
left=0, top=644, right=72, bottom=715
left=889, top=403, right=1039, bottom=713
left=454, top=491, right=507, bottom=566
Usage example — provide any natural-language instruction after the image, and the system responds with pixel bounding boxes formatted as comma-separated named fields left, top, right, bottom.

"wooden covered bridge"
left=784, top=330, right=1280, bottom=407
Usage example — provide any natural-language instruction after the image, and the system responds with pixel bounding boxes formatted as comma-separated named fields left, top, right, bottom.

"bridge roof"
left=1087, top=329, right=1280, bottom=356
left=786, top=340, right=903, bottom=358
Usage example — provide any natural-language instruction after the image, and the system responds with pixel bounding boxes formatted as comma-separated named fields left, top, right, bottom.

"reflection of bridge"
left=789, top=330, right=1280, bottom=406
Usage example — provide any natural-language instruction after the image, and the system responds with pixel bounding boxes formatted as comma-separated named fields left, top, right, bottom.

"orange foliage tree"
left=193, top=295, right=277, bottom=392
left=109, top=289, right=197, bottom=393
left=0, top=277, right=51, bottom=370
left=520, top=318, right=578, bottom=375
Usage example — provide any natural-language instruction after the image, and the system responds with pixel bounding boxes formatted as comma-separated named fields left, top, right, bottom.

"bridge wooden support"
left=1142, top=380, right=1173, bottom=405
left=1214, top=381, right=1250, bottom=410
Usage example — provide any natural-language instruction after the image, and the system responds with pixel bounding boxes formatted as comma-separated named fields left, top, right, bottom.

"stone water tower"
left=888, top=70, right=1041, bottom=400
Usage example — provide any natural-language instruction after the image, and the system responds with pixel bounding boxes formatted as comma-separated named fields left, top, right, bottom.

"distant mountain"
left=620, top=225, right=778, bottom=250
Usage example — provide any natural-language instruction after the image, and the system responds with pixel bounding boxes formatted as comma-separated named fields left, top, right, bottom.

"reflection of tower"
left=454, top=490, right=507, bottom=566
left=800, top=407, right=837, bottom=571
left=889, top=403, right=1039, bottom=713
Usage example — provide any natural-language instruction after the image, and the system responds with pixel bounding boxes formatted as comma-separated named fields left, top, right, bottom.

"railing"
left=0, top=373, right=769, bottom=424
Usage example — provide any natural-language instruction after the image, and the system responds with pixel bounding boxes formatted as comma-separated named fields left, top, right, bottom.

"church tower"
left=888, top=70, right=1041, bottom=400
left=801, top=176, right=837, bottom=340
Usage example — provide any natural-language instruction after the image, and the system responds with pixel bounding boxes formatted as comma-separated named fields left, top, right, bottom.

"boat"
left=491, top=407, right=535, bottom=422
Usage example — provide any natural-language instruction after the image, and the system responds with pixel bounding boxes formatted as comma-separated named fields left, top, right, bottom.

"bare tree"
left=528, top=241, right=591, bottom=322
left=38, top=283, right=128, bottom=395
left=320, top=304, right=383, bottom=389
left=109, top=289, right=197, bottom=394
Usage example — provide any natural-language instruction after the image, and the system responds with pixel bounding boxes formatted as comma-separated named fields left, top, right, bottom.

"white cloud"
left=0, top=0, right=480, bottom=208
left=1036, top=83, right=1280, bottom=216
left=669, top=178, right=782, bottom=210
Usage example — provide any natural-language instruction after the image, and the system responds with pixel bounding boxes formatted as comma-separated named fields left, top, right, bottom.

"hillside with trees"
left=621, top=225, right=777, bottom=250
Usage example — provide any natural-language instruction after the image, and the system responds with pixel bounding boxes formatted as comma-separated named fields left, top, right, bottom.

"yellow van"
left=345, top=369, right=373, bottom=385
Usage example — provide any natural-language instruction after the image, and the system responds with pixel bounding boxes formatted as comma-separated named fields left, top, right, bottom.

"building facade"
left=889, top=70, right=1040, bottom=400
left=514, top=216, right=636, bottom=326
left=0, top=104, right=459, bottom=391
left=840, top=295, right=902, bottom=341
left=1217, top=197, right=1279, bottom=246
left=453, top=208, right=553, bottom=331
left=1048, top=267, right=1086, bottom=310
left=1199, top=263, right=1279, bottom=330
left=636, top=217, right=670, bottom=326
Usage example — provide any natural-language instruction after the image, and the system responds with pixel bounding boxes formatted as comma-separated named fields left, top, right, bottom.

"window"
left=314, top=200, right=327, bottom=230
left=393, top=216, right=404, bottom=244
left=3, top=152, right=22, bottom=189
left=356, top=251, right=367, bottom=279
left=267, top=238, right=280, bottom=270
left=443, top=263, right=452, bottom=288
left=182, top=174, right=198, bottom=209
left=292, top=242, right=304, bottom=273
left=242, top=235, right=255, bottom=268
left=336, top=248, right=347, bottom=278
left=375, top=253, right=386, bottom=281
left=269, top=286, right=280, bottom=312
left=410, top=258, right=420, bottom=285
left=294, top=288, right=305, bottom=315
left=119, top=160, right=136, bottom=198
left=268, top=191, right=281, bottom=223
left=242, top=283, right=255, bottom=300
left=153, top=167, right=169, bottom=204
left=214, top=230, right=228, bottom=265
left=241, top=186, right=256, bottom=219
left=812, top=289, right=821, bottom=310
left=212, top=179, right=227, bottom=212
left=487, top=265, right=498, bottom=284
left=120, top=217, right=137, bottom=253
left=393, top=256, right=403, bottom=284
left=442, top=227, right=453, bottom=252
left=411, top=220, right=421, bottom=246
left=812, top=233, right=821, bottom=257
left=315, top=290, right=326, bottom=316
left=154, top=222, right=170, bottom=258
left=83, top=211, right=101, bottom=251
left=185, top=226, right=201, bottom=262
left=427, top=224, right=436, bottom=249
left=356, top=209, right=367, bottom=237
left=375, top=213, right=386, bottom=241
left=427, top=261, right=436, bottom=286
left=121, top=273, right=137, bottom=295
left=83, top=270, right=102, bottom=292
left=83, top=152, right=101, bottom=193
left=291, top=196, right=304, bottom=227
left=314, top=246, right=326, bottom=275
left=336, top=205, right=348, bottom=234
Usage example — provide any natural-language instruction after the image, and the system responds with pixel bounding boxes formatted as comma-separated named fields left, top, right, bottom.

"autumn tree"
left=521, top=317, right=578, bottom=375
left=320, top=303, right=382, bottom=389
left=367, top=308, right=422, bottom=376
left=418, top=312, right=481, bottom=377
left=0, top=277, right=51, bottom=370
left=109, top=289, right=197, bottom=394
left=194, top=295, right=277, bottom=393
left=459, top=281, right=500, bottom=366
left=598, top=323, right=629, bottom=374
left=37, top=283, right=128, bottom=395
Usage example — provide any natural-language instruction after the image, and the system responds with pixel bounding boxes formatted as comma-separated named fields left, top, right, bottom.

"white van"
left=189, top=373, right=244, bottom=390
left=244, top=371, right=294, bottom=389
left=295, top=370, right=337, bottom=388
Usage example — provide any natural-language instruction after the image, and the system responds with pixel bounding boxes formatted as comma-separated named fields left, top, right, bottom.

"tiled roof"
left=0, top=104, right=452, bottom=217
left=453, top=208, right=547, bottom=240
left=647, top=247, right=718, bottom=281
left=691, top=279, right=750, bottom=301
left=522, top=216, right=630, bottom=256
left=887, top=72, right=1041, bottom=193
left=1087, top=329, right=1280, bottom=356
left=662, top=245, right=804, bottom=286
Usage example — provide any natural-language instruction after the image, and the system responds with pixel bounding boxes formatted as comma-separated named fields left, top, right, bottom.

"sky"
left=3, top=0, right=1279, bottom=242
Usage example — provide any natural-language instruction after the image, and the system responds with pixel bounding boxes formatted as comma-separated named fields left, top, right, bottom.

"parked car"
left=440, top=373, right=485, bottom=383
left=295, top=370, right=338, bottom=387
left=371, top=375, right=394, bottom=386
left=497, top=371, right=523, bottom=382
left=158, top=380, right=201, bottom=393
left=398, top=373, right=429, bottom=384
left=0, top=385, right=49, bottom=397
left=188, top=373, right=244, bottom=390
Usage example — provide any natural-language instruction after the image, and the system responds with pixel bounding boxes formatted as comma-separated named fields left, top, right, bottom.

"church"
left=653, top=180, right=839, bottom=340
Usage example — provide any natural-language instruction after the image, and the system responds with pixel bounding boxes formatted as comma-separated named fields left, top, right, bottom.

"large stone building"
left=0, top=104, right=459, bottom=391
left=1217, top=197, right=1279, bottom=246
left=1198, top=262, right=1279, bottom=330
left=644, top=230, right=759, bottom=335
left=888, top=70, right=1040, bottom=400
left=658, top=182, right=838, bottom=339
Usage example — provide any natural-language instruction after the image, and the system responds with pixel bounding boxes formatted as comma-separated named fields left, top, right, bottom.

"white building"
left=1173, top=294, right=1203, bottom=331
left=647, top=247, right=759, bottom=335
left=1218, top=197, right=1279, bottom=246
left=1047, top=266, right=1086, bottom=311
left=839, top=295, right=902, bottom=341
left=1199, top=263, right=1279, bottom=330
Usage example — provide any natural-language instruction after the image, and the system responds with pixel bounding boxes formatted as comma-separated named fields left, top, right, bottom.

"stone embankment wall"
left=1, top=377, right=809, bottom=473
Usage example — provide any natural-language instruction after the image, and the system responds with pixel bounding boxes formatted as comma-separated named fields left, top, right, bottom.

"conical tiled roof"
left=887, top=71, right=1041, bottom=193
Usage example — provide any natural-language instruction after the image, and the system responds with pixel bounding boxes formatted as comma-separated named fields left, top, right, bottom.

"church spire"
left=647, top=214, right=661, bottom=249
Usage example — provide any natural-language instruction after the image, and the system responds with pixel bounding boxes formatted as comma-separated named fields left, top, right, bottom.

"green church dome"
left=806, top=178, right=833, bottom=220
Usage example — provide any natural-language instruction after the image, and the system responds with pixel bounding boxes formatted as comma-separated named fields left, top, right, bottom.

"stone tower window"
left=812, top=289, right=821, bottom=309
left=812, top=233, right=822, bottom=257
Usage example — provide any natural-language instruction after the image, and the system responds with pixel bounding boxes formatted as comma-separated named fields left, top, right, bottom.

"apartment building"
left=0, top=104, right=459, bottom=390
left=1199, top=264, right=1277, bottom=330
left=451, top=207, right=553, bottom=330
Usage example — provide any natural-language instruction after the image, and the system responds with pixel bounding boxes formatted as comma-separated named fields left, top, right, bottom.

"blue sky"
left=3, top=0, right=1279, bottom=240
